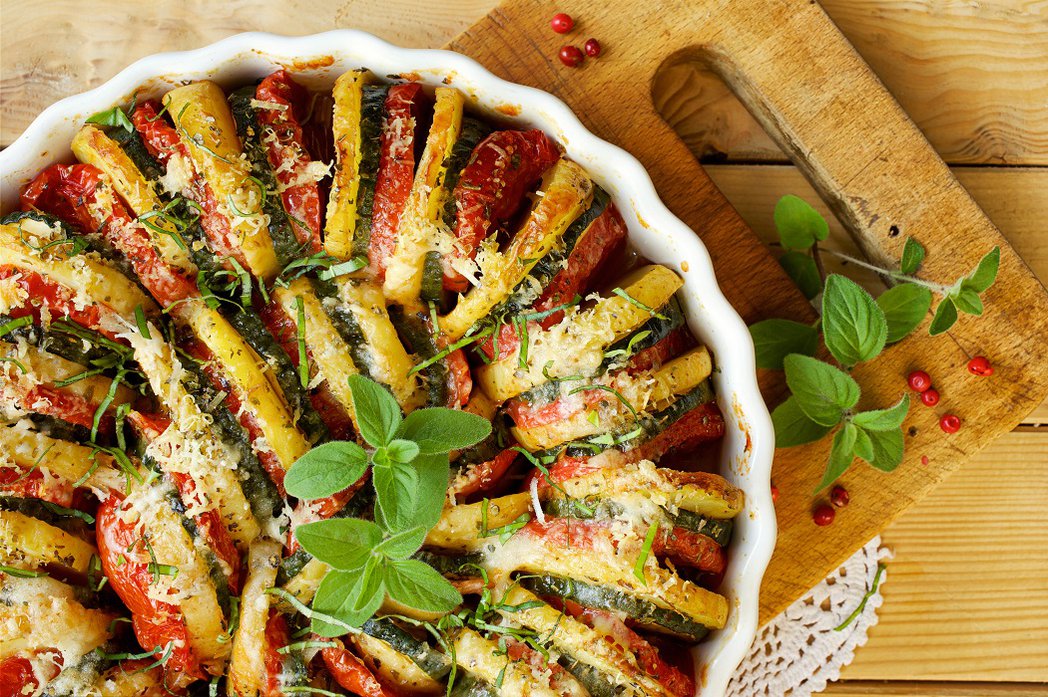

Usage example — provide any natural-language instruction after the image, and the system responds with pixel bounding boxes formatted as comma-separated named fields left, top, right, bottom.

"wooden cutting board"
left=446, top=0, right=1048, bottom=624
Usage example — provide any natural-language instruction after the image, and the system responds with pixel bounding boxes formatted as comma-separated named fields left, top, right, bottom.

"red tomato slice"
left=96, top=495, right=206, bottom=684
left=525, top=454, right=602, bottom=494
left=20, top=163, right=197, bottom=307
left=262, top=610, right=291, bottom=697
left=0, top=467, right=74, bottom=507
left=320, top=641, right=396, bottom=697
left=531, top=202, right=627, bottom=328
left=23, top=384, right=114, bottom=435
left=0, top=653, right=61, bottom=697
left=0, top=266, right=123, bottom=341
left=626, top=326, right=695, bottom=375
left=551, top=599, right=696, bottom=697
left=179, top=338, right=286, bottom=494
left=369, top=83, right=427, bottom=278
left=257, top=298, right=356, bottom=441
left=256, top=70, right=323, bottom=252
left=444, top=129, right=560, bottom=292
left=451, top=447, right=519, bottom=499
left=131, top=102, right=251, bottom=273
left=629, top=401, right=725, bottom=463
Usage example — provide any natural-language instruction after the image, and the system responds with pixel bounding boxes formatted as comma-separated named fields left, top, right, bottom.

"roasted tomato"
left=96, top=495, right=206, bottom=686
left=20, top=164, right=197, bottom=307
left=444, top=130, right=560, bottom=292
left=0, top=652, right=61, bottom=697
left=630, top=401, right=725, bottom=463
left=320, top=640, right=396, bottom=697
left=256, top=70, right=324, bottom=252
left=0, top=266, right=122, bottom=341
left=450, top=447, right=519, bottom=499
left=369, top=83, right=427, bottom=278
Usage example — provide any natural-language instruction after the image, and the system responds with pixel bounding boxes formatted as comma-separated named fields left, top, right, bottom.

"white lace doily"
left=727, top=536, right=891, bottom=697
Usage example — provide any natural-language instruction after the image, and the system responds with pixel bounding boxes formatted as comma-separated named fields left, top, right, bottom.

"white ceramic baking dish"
left=0, top=30, right=776, bottom=697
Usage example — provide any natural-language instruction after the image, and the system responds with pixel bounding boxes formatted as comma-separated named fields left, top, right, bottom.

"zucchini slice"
left=497, top=586, right=678, bottom=696
left=163, top=81, right=280, bottom=281
left=361, top=616, right=452, bottom=681
left=441, top=159, right=593, bottom=341
left=383, top=87, right=464, bottom=309
left=0, top=510, right=96, bottom=575
left=178, top=300, right=312, bottom=473
left=70, top=124, right=196, bottom=275
left=425, top=493, right=532, bottom=551
left=0, top=222, right=157, bottom=319
left=548, top=460, right=744, bottom=520
left=333, top=278, right=423, bottom=410
left=0, top=425, right=125, bottom=494
left=280, top=556, right=328, bottom=606
left=353, top=629, right=446, bottom=695
left=0, top=575, right=113, bottom=676
left=272, top=278, right=362, bottom=427
left=509, top=345, right=713, bottom=451
left=521, top=575, right=712, bottom=643
left=325, top=70, right=382, bottom=260
left=1, top=340, right=137, bottom=413
left=122, top=480, right=232, bottom=669
left=451, top=628, right=577, bottom=697
left=227, top=539, right=282, bottom=697
left=476, top=264, right=684, bottom=402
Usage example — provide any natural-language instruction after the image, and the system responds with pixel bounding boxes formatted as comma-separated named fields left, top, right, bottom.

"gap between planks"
left=822, top=681, right=1048, bottom=696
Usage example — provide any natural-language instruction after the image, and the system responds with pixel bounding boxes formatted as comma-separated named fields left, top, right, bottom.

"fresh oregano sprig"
left=750, top=195, right=1000, bottom=491
left=283, top=374, right=491, bottom=636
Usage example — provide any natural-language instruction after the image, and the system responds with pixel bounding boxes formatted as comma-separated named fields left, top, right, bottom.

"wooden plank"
left=703, top=163, right=1048, bottom=426
left=839, top=431, right=1048, bottom=682
left=654, top=0, right=1048, bottom=165
left=822, top=681, right=1048, bottom=696
left=0, top=0, right=491, bottom=146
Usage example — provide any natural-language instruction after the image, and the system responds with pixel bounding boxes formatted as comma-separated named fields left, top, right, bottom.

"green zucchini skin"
left=0, top=316, right=132, bottom=373
left=501, top=186, right=611, bottom=315
left=548, top=380, right=716, bottom=460
left=558, top=655, right=627, bottom=697
left=361, top=617, right=452, bottom=680
left=220, top=304, right=327, bottom=445
left=349, top=84, right=390, bottom=260
left=164, top=487, right=232, bottom=618
left=0, top=496, right=92, bottom=536
left=439, top=117, right=495, bottom=231
left=26, top=414, right=91, bottom=444
left=449, top=673, right=499, bottom=697
left=420, top=250, right=445, bottom=307
left=177, top=356, right=284, bottom=524
left=599, top=296, right=685, bottom=370
left=39, top=648, right=107, bottom=697
left=112, top=125, right=165, bottom=184
left=307, top=277, right=379, bottom=388
left=522, top=574, right=710, bottom=642
left=413, top=550, right=485, bottom=578
left=541, top=498, right=732, bottom=548
left=228, top=86, right=306, bottom=267
left=388, top=306, right=449, bottom=408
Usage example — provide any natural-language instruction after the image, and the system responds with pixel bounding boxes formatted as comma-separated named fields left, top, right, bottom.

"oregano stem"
left=820, top=249, right=951, bottom=294
left=811, top=243, right=827, bottom=284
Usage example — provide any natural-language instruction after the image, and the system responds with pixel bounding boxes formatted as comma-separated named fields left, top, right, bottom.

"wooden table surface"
left=2, top=1, right=1046, bottom=694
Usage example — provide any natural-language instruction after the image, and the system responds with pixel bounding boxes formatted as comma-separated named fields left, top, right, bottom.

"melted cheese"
left=0, top=422, right=125, bottom=497
left=227, top=539, right=281, bottom=697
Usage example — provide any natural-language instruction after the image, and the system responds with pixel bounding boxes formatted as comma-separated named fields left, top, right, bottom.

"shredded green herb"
left=634, top=522, right=659, bottom=583
left=612, top=287, right=667, bottom=319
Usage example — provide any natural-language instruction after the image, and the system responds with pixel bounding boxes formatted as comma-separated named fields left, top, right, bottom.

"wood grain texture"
left=704, top=163, right=1048, bottom=425
left=654, top=0, right=1048, bottom=165
left=841, top=431, right=1048, bottom=682
left=446, top=0, right=1048, bottom=624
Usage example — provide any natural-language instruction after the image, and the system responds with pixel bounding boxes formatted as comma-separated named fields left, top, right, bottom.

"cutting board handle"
left=681, top=0, right=1001, bottom=271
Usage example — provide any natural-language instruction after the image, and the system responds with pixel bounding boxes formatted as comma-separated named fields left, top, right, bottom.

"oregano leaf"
left=822, top=274, right=887, bottom=367
left=749, top=319, right=819, bottom=371
left=899, top=237, right=925, bottom=275
left=784, top=354, right=861, bottom=427
left=396, top=408, right=491, bottom=454
left=815, top=423, right=857, bottom=492
left=373, top=526, right=427, bottom=560
left=877, top=283, right=932, bottom=343
left=867, top=428, right=905, bottom=472
left=284, top=441, right=368, bottom=500
left=373, top=463, right=420, bottom=534
left=295, top=518, right=382, bottom=571
left=778, top=251, right=823, bottom=300
left=383, top=559, right=463, bottom=613
left=387, top=439, right=420, bottom=465
left=774, top=195, right=829, bottom=250
left=953, top=287, right=984, bottom=316
left=311, top=567, right=385, bottom=635
left=852, top=395, right=909, bottom=431
left=348, top=374, right=401, bottom=446
left=86, top=105, right=134, bottom=133
left=771, top=396, right=833, bottom=448
left=929, top=298, right=958, bottom=336
left=853, top=426, right=875, bottom=462
left=962, top=246, right=1000, bottom=293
